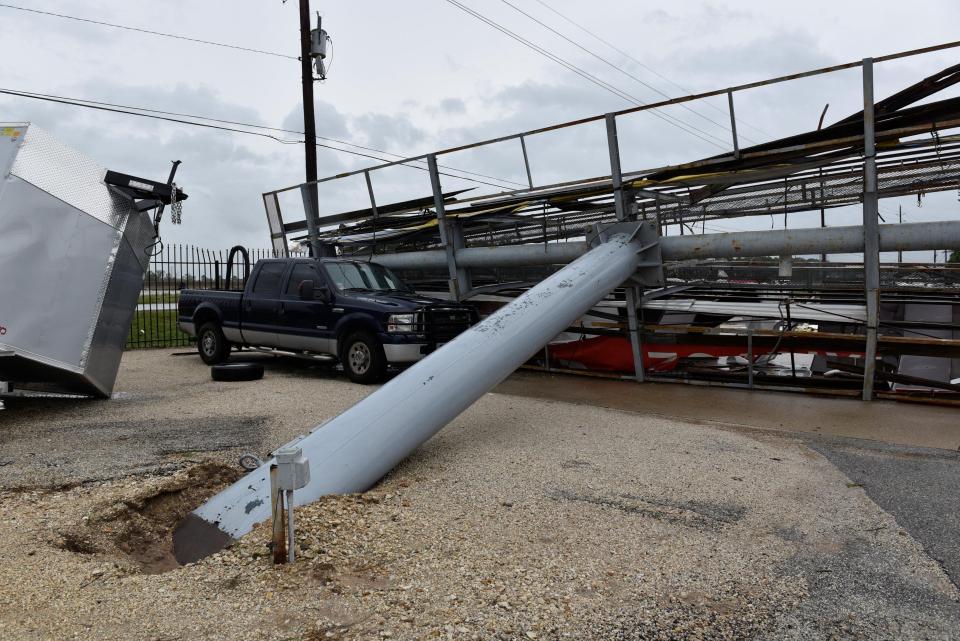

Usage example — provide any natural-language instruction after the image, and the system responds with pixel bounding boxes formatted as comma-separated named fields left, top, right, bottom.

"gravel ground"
left=0, top=350, right=958, bottom=640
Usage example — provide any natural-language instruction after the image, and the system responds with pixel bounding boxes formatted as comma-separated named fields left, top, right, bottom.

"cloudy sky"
left=1, top=0, right=958, bottom=260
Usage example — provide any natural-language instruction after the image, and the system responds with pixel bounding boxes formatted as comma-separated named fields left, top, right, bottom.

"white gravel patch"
left=1, top=352, right=957, bottom=640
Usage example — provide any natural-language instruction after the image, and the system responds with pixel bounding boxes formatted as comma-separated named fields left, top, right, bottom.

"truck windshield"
left=323, top=262, right=413, bottom=293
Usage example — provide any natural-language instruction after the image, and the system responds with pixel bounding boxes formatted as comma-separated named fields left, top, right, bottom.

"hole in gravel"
left=54, top=461, right=241, bottom=574
left=59, top=531, right=99, bottom=554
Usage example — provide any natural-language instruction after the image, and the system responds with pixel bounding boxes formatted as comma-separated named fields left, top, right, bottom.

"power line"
left=442, top=0, right=729, bottom=150
left=498, top=0, right=754, bottom=144
left=0, top=87, right=301, bottom=142
left=0, top=2, right=298, bottom=60
left=0, top=87, right=519, bottom=189
left=30, top=90, right=525, bottom=188
left=529, top=0, right=771, bottom=139
left=449, top=0, right=729, bottom=148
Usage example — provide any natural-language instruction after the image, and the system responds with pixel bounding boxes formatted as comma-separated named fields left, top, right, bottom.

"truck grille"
left=425, top=308, right=473, bottom=342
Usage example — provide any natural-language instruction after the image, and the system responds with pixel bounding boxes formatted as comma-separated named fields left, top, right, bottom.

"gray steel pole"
left=364, top=170, right=379, bottom=254
left=898, top=206, right=903, bottom=264
left=606, top=114, right=629, bottom=222
left=519, top=135, right=534, bottom=189
left=368, top=221, right=960, bottom=271
left=175, top=231, right=645, bottom=559
left=861, top=58, right=880, bottom=401
left=817, top=103, right=830, bottom=264
left=427, top=154, right=468, bottom=300
left=660, top=221, right=960, bottom=261
left=727, top=91, right=740, bottom=159
left=625, top=288, right=644, bottom=381
left=606, top=113, right=644, bottom=381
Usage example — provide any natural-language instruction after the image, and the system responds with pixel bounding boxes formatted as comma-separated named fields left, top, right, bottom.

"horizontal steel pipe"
left=660, top=220, right=960, bottom=260
left=372, top=242, right=587, bottom=270
left=174, top=233, right=643, bottom=561
left=369, top=221, right=960, bottom=270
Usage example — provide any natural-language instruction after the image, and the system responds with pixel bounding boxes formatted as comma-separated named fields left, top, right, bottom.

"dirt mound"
left=54, top=461, right=241, bottom=573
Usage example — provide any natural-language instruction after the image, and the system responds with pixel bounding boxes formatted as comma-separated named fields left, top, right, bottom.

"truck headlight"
left=387, top=313, right=416, bottom=333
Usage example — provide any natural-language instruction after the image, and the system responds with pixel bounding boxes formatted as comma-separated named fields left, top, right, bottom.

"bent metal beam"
left=173, top=225, right=651, bottom=563
left=366, top=220, right=960, bottom=270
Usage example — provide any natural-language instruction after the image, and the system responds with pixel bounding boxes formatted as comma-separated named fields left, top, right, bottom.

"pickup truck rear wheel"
left=197, top=322, right=231, bottom=365
left=341, top=330, right=386, bottom=384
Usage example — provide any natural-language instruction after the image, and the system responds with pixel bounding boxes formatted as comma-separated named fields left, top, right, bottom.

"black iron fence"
left=126, top=244, right=297, bottom=349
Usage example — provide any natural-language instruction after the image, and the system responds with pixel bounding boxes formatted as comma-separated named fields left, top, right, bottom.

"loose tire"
left=197, top=322, right=231, bottom=365
left=211, top=362, right=264, bottom=382
left=340, top=330, right=387, bottom=384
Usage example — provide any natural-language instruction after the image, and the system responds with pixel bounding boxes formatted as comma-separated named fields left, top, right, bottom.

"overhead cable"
left=0, top=87, right=519, bottom=189
left=0, top=2, right=298, bottom=59
left=443, top=0, right=730, bottom=150
left=529, top=0, right=772, bottom=139
left=499, top=0, right=756, bottom=144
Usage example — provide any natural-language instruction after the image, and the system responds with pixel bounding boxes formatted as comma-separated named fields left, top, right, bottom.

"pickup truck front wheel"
left=197, top=322, right=231, bottom=365
left=341, top=330, right=386, bottom=384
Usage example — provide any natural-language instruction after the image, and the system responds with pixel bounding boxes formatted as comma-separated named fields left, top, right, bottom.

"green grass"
left=137, top=292, right=180, bottom=305
left=126, top=309, right=193, bottom=349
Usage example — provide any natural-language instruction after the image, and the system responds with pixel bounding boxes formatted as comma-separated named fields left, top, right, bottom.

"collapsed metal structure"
left=176, top=43, right=960, bottom=561
left=263, top=43, right=960, bottom=402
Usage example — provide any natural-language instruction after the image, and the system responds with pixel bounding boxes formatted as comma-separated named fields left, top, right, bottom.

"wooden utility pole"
left=298, top=0, right=323, bottom=255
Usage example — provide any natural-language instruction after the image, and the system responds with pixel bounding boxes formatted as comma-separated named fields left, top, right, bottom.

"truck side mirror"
left=298, top=279, right=315, bottom=300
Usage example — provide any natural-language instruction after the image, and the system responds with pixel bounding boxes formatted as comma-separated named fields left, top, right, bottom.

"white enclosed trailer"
left=0, top=123, right=183, bottom=397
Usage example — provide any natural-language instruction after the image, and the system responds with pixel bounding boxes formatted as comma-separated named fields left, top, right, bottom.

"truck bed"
left=178, top=289, right=243, bottom=335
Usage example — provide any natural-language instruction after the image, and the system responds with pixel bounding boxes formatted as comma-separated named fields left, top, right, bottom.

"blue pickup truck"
left=177, top=258, right=476, bottom=383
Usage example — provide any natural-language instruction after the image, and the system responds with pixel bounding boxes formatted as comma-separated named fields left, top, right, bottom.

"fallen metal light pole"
left=366, top=220, right=960, bottom=270
left=173, top=223, right=658, bottom=563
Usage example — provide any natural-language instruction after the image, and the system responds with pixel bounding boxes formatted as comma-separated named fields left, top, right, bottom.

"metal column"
left=519, top=135, right=534, bottom=189
left=427, top=154, right=470, bottom=300
left=363, top=170, right=380, bottom=254
left=449, top=219, right=472, bottom=296
left=624, top=288, right=644, bottom=382
left=606, top=114, right=645, bottom=381
left=299, top=183, right=322, bottom=258
left=520, top=135, right=550, bottom=369
left=606, top=114, right=629, bottom=221
left=861, top=58, right=881, bottom=401
left=727, top=91, right=740, bottom=159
